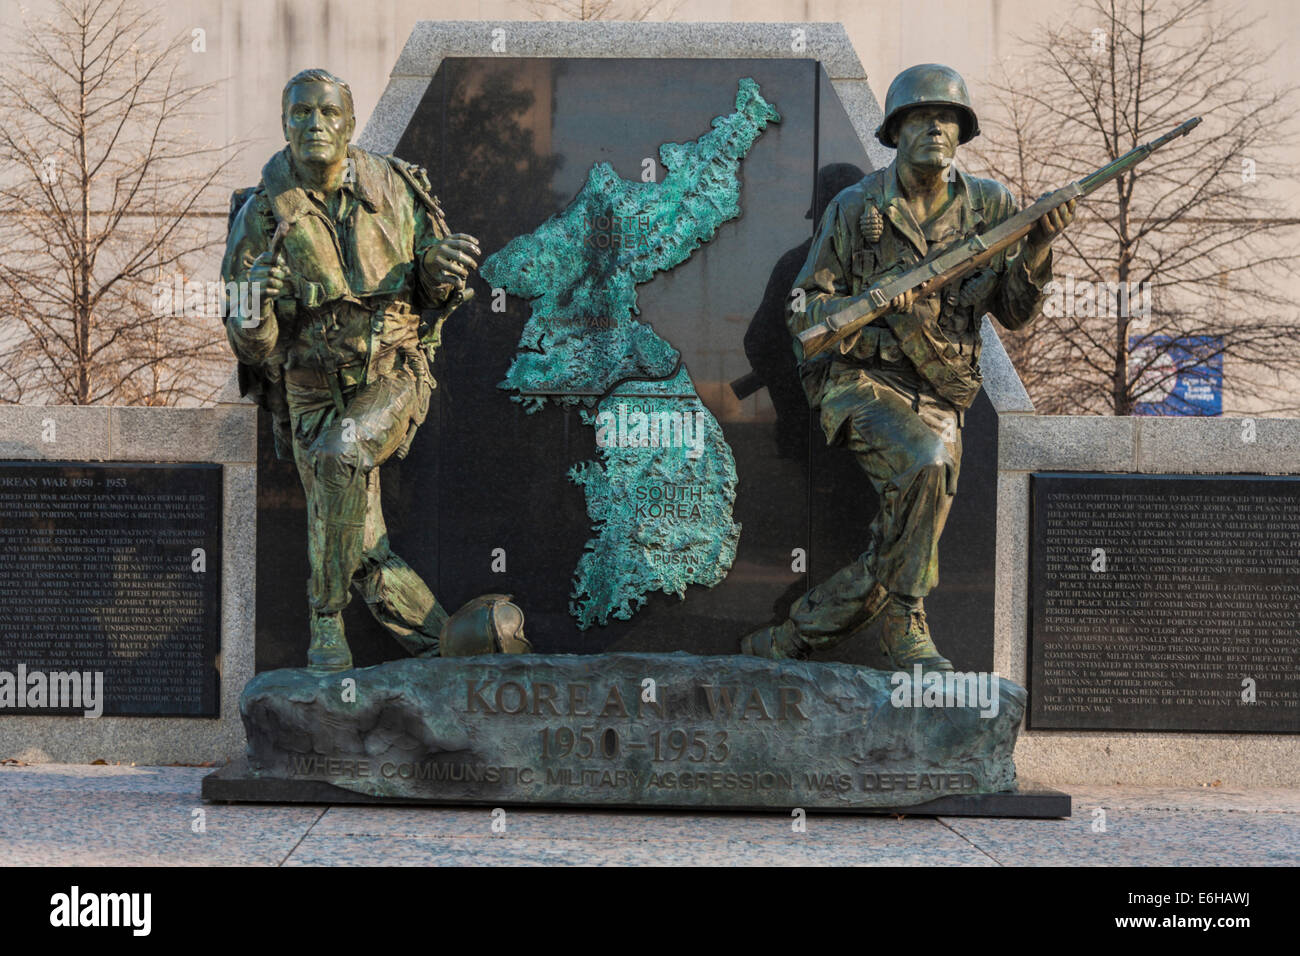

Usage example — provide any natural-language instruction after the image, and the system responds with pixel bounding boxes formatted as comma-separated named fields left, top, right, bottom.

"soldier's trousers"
left=285, top=357, right=447, bottom=654
left=791, top=372, right=961, bottom=651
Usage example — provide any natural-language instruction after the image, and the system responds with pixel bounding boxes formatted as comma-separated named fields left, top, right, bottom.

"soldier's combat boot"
left=879, top=596, right=953, bottom=672
left=741, top=578, right=891, bottom=660
left=307, top=611, right=353, bottom=673
left=739, top=621, right=811, bottom=660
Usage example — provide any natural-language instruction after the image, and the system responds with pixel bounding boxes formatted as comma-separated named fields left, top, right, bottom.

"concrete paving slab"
left=282, top=833, right=995, bottom=867
left=0, top=789, right=322, bottom=866
left=1, top=765, right=1296, bottom=866
left=308, top=804, right=971, bottom=848
left=0, top=764, right=209, bottom=794
left=943, top=808, right=1300, bottom=866
left=1066, top=785, right=1300, bottom=814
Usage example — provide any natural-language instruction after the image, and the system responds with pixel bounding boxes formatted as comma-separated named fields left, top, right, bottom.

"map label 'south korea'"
left=480, top=79, right=780, bottom=628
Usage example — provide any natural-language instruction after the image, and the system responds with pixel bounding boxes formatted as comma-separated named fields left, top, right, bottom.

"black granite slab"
left=1030, top=472, right=1300, bottom=733
left=254, top=57, right=996, bottom=677
left=0, top=461, right=222, bottom=717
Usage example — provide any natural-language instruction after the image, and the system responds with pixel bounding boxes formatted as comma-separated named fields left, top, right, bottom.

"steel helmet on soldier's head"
left=875, top=64, right=980, bottom=149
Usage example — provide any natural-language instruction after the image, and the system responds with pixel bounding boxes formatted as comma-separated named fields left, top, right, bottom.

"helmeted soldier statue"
left=741, top=64, right=1075, bottom=671
left=222, top=69, right=526, bottom=672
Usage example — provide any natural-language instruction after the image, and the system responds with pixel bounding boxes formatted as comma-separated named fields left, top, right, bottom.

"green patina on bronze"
left=221, top=69, right=523, bottom=672
left=481, top=79, right=780, bottom=628
left=743, top=67, right=1194, bottom=672
left=744, top=64, right=1073, bottom=671
left=235, top=652, right=1029, bottom=809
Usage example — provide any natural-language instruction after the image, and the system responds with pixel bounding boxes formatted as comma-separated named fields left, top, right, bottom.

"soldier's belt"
left=284, top=348, right=401, bottom=391
left=285, top=365, right=361, bottom=391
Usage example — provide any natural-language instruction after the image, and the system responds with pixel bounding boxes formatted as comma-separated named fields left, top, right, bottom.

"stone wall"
left=0, top=397, right=256, bottom=764
left=990, top=392, right=1300, bottom=787
left=358, top=19, right=892, bottom=171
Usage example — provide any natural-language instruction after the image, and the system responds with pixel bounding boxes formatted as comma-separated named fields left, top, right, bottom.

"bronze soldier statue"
left=222, top=69, right=523, bottom=672
left=741, top=64, right=1075, bottom=671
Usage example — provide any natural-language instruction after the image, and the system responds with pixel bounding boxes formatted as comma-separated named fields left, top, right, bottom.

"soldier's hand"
left=249, top=251, right=291, bottom=300
left=428, top=233, right=482, bottom=289
left=1032, top=197, right=1076, bottom=244
left=889, top=289, right=917, bottom=313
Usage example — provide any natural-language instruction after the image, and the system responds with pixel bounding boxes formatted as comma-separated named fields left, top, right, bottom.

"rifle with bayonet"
left=792, top=117, right=1201, bottom=362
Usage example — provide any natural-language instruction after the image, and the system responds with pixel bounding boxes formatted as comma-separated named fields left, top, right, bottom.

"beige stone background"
left=2, top=0, right=1297, bottom=412
left=22, top=0, right=1287, bottom=207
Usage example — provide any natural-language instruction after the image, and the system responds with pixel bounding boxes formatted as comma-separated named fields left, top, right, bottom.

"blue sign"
left=1130, top=334, right=1223, bottom=416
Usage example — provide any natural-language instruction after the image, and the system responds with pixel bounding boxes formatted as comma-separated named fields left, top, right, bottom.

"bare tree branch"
left=0, top=0, right=237, bottom=406
left=968, top=0, right=1300, bottom=415
left=523, top=0, right=685, bottom=23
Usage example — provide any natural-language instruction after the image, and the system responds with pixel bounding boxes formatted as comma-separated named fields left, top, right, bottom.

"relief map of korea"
left=480, top=79, right=780, bottom=629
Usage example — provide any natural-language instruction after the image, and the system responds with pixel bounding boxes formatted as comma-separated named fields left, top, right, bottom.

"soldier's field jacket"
left=788, top=162, right=1053, bottom=443
left=221, top=145, right=464, bottom=457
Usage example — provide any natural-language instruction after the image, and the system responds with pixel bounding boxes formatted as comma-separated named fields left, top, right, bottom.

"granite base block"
left=217, top=652, right=1033, bottom=813
left=202, top=758, right=1069, bottom=818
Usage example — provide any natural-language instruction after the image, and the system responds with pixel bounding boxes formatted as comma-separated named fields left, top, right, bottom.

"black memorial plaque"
left=0, top=461, right=221, bottom=717
left=1030, top=473, right=1300, bottom=732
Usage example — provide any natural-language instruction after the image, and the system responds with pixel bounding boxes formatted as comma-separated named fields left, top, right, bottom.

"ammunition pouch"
left=284, top=348, right=399, bottom=393
left=884, top=311, right=983, bottom=410
left=393, top=348, right=433, bottom=462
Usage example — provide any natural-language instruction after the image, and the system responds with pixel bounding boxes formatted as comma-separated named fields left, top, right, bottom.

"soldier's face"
left=283, top=82, right=354, bottom=167
left=895, top=106, right=961, bottom=171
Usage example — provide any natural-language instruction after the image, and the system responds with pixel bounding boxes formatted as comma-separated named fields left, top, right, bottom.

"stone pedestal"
left=202, top=652, right=1067, bottom=816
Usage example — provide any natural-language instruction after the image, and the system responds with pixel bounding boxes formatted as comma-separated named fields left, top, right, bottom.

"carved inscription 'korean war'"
left=245, top=654, right=1016, bottom=808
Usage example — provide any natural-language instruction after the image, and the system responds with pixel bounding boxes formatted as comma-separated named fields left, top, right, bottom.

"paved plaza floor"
left=1, top=763, right=1297, bottom=866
